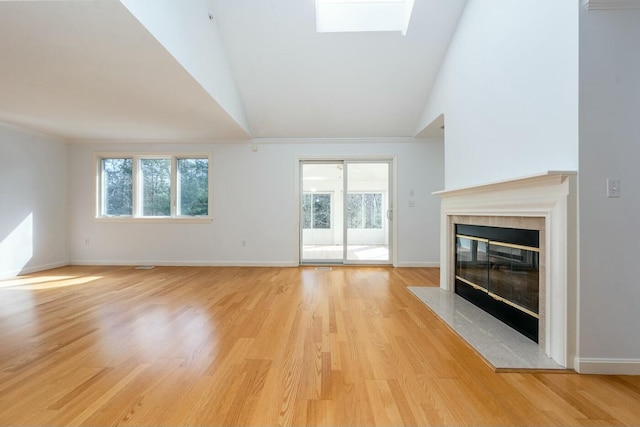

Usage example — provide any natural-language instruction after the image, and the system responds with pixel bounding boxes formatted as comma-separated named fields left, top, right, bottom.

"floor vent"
left=315, top=267, right=333, bottom=271
left=135, top=265, right=156, bottom=270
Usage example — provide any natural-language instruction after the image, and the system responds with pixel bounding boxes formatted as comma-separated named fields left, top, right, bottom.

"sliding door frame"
left=295, top=156, right=397, bottom=266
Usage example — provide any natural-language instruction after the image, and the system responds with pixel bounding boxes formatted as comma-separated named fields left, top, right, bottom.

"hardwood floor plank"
left=387, top=378, right=418, bottom=426
left=0, top=265, right=639, bottom=426
left=532, top=374, right=621, bottom=423
left=365, top=379, right=405, bottom=425
left=223, top=359, right=273, bottom=425
left=63, top=363, right=151, bottom=426
left=47, top=367, right=115, bottom=410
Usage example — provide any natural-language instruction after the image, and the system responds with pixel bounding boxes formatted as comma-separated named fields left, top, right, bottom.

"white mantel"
left=435, top=171, right=578, bottom=368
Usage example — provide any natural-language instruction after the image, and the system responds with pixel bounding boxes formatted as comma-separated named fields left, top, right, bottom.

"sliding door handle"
left=386, top=209, right=393, bottom=221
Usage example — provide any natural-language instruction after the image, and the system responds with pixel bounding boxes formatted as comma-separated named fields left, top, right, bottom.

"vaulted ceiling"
left=0, top=0, right=466, bottom=141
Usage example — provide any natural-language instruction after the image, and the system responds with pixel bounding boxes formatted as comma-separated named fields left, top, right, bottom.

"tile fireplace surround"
left=434, top=172, right=578, bottom=369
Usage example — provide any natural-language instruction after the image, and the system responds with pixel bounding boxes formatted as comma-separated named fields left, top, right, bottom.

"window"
left=97, top=154, right=210, bottom=220
left=102, top=158, right=133, bottom=216
left=141, top=158, right=171, bottom=217
left=302, top=193, right=331, bottom=229
left=347, top=193, right=383, bottom=229
left=177, top=158, right=209, bottom=216
left=316, top=0, right=415, bottom=35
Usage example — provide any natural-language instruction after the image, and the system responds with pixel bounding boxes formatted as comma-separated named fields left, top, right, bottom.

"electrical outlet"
left=242, top=240, right=247, bottom=246
left=607, top=178, right=621, bottom=198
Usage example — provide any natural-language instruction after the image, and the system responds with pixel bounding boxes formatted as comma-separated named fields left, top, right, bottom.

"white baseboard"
left=65, top=259, right=438, bottom=269
left=0, top=261, right=69, bottom=280
left=69, top=259, right=298, bottom=268
left=395, top=262, right=440, bottom=268
left=575, top=357, right=640, bottom=375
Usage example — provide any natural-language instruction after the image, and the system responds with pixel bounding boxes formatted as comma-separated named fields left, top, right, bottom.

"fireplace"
left=435, top=171, right=578, bottom=368
left=455, top=224, right=540, bottom=342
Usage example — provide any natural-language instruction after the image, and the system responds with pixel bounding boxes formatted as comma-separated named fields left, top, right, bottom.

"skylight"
left=316, top=0, right=415, bottom=35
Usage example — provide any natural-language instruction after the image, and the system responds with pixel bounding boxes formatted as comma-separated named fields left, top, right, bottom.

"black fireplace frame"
left=455, top=224, right=540, bottom=342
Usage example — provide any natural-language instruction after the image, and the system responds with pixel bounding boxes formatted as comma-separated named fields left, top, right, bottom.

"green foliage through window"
left=99, top=155, right=209, bottom=218
left=302, top=193, right=331, bottom=229
left=141, top=158, right=171, bottom=216
left=102, top=158, right=132, bottom=216
left=178, top=158, right=209, bottom=216
left=347, top=193, right=382, bottom=229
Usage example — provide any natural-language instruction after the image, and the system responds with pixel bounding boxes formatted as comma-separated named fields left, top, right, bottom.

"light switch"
left=607, top=178, right=620, bottom=198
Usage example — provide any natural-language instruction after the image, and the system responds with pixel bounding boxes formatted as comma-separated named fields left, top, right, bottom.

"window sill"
left=94, top=217, right=213, bottom=224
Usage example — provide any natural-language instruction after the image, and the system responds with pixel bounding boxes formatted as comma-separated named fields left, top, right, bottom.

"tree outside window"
left=98, top=155, right=210, bottom=219
left=102, top=158, right=132, bottom=216
left=303, top=193, right=331, bottom=229
left=141, top=158, right=171, bottom=216
left=178, top=158, right=209, bottom=216
left=347, top=193, right=382, bottom=229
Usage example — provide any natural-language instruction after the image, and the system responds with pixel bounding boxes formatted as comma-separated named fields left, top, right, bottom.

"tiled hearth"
left=408, top=286, right=564, bottom=370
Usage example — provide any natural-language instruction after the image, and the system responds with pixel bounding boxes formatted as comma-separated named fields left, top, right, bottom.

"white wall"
left=119, top=0, right=250, bottom=135
left=68, top=140, right=444, bottom=267
left=417, top=0, right=579, bottom=189
left=577, top=6, right=640, bottom=373
left=0, top=124, right=69, bottom=278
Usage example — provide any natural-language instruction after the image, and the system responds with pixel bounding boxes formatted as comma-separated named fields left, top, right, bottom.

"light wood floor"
left=1, top=266, right=639, bottom=426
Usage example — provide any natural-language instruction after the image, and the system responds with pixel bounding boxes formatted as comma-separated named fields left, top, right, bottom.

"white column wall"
left=416, top=0, right=579, bottom=189
left=0, top=124, right=69, bottom=278
left=577, top=5, right=640, bottom=374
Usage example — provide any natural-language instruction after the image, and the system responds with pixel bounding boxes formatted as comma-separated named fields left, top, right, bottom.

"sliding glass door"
left=300, top=162, right=344, bottom=263
left=300, top=160, right=392, bottom=265
left=345, top=162, right=390, bottom=263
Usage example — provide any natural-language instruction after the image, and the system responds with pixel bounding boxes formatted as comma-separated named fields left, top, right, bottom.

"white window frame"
left=95, top=152, right=213, bottom=223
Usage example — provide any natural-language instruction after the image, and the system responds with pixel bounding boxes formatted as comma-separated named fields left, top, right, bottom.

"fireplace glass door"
left=487, top=242, right=539, bottom=316
left=456, top=235, right=489, bottom=291
left=455, top=225, right=540, bottom=342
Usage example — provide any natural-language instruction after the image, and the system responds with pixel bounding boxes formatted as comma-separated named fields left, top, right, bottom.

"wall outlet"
left=242, top=240, right=247, bottom=246
left=408, top=200, right=416, bottom=208
left=607, top=178, right=621, bottom=198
